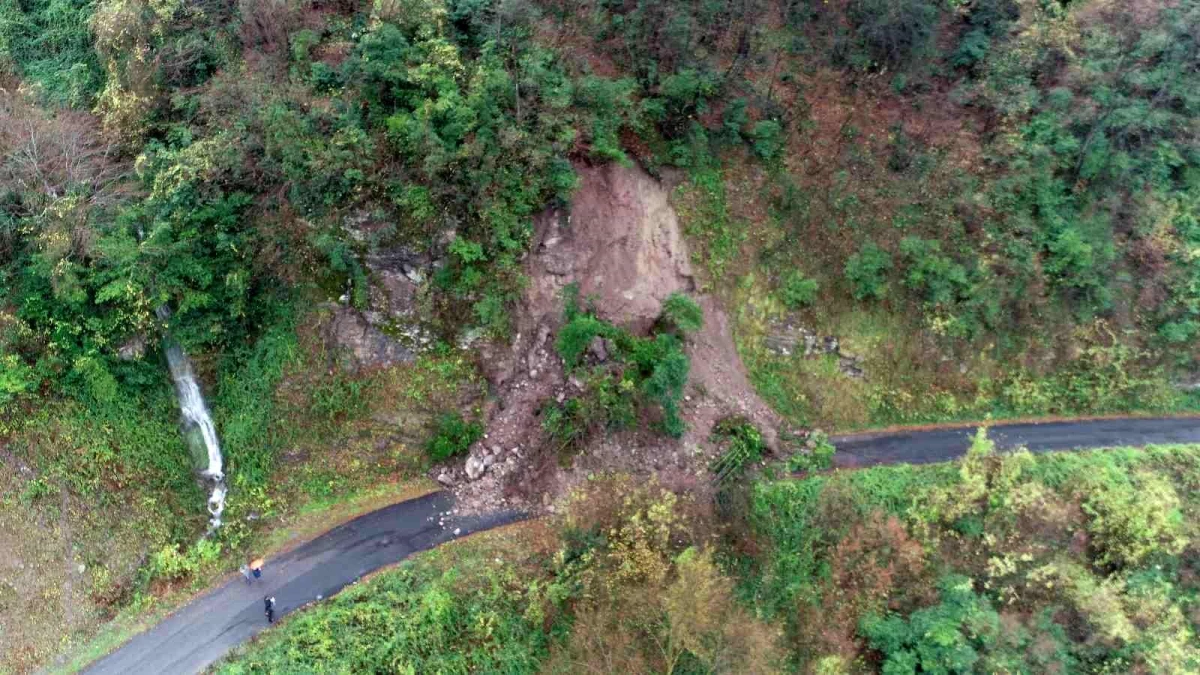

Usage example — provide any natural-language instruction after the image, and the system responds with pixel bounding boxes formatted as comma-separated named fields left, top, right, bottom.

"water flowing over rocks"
left=157, top=307, right=227, bottom=534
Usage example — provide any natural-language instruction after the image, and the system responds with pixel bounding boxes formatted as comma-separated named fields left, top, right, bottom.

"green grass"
left=673, top=168, right=748, bottom=287
left=731, top=268, right=1198, bottom=430
left=212, top=307, right=303, bottom=489
left=0, top=393, right=197, bottom=672
left=0, top=0, right=104, bottom=105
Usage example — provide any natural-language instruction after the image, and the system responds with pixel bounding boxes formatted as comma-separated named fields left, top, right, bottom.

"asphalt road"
left=82, top=491, right=522, bottom=675
left=81, top=416, right=1200, bottom=674
left=832, top=416, right=1200, bottom=468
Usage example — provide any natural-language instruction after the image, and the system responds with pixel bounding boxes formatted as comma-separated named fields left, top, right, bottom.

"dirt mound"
left=529, top=163, right=695, bottom=333
left=447, top=163, right=785, bottom=515
left=684, top=296, right=782, bottom=449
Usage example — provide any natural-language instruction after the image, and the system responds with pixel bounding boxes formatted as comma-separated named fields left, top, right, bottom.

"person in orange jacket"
left=249, top=557, right=265, bottom=582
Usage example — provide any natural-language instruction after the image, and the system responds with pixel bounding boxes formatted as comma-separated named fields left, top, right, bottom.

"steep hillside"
left=2, top=0, right=1199, bottom=671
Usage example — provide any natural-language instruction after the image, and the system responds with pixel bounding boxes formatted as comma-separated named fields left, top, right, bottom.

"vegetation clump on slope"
left=545, top=286, right=697, bottom=449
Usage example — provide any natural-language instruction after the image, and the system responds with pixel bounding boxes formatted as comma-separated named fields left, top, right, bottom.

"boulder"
left=117, top=335, right=147, bottom=361
left=465, top=455, right=486, bottom=481
left=588, top=336, right=608, bottom=362
left=326, top=306, right=414, bottom=372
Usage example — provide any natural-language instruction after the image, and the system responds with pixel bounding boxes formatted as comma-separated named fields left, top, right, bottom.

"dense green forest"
left=2, top=0, right=1200, bottom=670
left=4, top=0, right=1200, bottom=417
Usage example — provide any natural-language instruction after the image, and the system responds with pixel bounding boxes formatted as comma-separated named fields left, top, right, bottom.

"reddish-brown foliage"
left=799, top=512, right=930, bottom=661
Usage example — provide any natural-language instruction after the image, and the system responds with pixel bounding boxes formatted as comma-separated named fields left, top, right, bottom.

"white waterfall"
left=158, top=307, right=227, bottom=533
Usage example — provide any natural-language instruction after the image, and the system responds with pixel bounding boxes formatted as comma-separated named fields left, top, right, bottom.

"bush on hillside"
left=661, top=292, right=704, bottom=334
left=779, top=272, right=819, bottom=309
left=845, top=0, right=938, bottom=70
left=845, top=242, right=892, bottom=301
left=426, top=412, right=483, bottom=461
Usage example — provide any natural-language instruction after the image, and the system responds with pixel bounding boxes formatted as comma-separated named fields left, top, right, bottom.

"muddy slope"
left=451, top=163, right=784, bottom=513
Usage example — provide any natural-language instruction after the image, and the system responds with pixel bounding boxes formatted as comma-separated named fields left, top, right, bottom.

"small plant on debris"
left=779, top=271, right=820, bottom=309
left=786, top=430, right=836, bottom=472
left=661, top=292, right=704, bottom=334
left=709, top=417, right=767, bottom=485
left=426, top=412, right=483, bottom=461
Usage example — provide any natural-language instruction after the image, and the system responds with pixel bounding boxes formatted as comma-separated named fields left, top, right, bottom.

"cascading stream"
left=157, top=306, right=227, bottom=534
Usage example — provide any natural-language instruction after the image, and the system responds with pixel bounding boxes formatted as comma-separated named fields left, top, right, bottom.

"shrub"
left=1081, top=471, right=1188, bottom=569
left=779, top=271, right=819, bottom=309
left=543, top=372, right=637, bottom=454
left=845, top=242, right=892, bottom=301
left=845, top=0, right=939, bottom=70
left=661, top=292, right=704, bottom=333
left=952, top=29, right=991, bottom=70
left=640, top=339, right=689, bottom=437
left=749, top=119, right=785, bottom=160
left=426, top=412, right=483, bottom=461
left=722, top=97, right=749, bottom=138
left=0, top=0, right=104, bottom=105
left=899, top=236, right=971, bottom=306
left=786, top=430, right=836, bottom=472
left=556, top=313, right=618, bottom=368
left=0, top=352, right=34, bottom=410
left=150, top=539, right=221, bottom=582
left=860, top=574, right=1001, bottom=674
left=552, top=478, right=784, bottom=673
left=556, top=288, right=692, bottom=440
left=710, top=417, right=767, bottom=483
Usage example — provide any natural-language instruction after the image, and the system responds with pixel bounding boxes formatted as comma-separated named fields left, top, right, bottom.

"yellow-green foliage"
left=750, top=443, right=1200, bottom=672
left=549, top=476, right=784, bottom=674
left=1080, top=470, right=1188, bottom=569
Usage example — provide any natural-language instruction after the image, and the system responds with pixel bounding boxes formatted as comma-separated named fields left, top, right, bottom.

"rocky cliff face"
left=528, top=163, right=696, bottom=334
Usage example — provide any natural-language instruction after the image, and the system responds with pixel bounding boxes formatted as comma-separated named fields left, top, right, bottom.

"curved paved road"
left=833, top=416, right=1200, bottom=468
left=82, top=492, right=522, bottom=675
left=81, top=416, right=1200, bottom=674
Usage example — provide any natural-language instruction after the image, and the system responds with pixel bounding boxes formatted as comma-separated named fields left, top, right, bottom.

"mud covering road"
left=833, top=416, right=1200, bottom=468
left=82, top=492, right=522, bottom=675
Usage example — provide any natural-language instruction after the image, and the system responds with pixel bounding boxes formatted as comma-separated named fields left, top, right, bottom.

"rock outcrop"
left=325, top=306, right=414, bottom=371
left=528, top=163, right=695, bottom=334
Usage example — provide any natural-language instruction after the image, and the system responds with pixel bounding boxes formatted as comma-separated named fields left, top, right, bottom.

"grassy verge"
left=214, top=520, right=561, bottom=674
left=215, top=475, right=786, bottom=673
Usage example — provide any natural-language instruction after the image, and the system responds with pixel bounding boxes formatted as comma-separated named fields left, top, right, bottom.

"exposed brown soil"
left=446, top=163, right=787, bottom=515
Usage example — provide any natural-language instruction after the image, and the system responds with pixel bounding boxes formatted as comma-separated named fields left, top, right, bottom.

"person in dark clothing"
left=264, top=596, right=275, bottom=624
